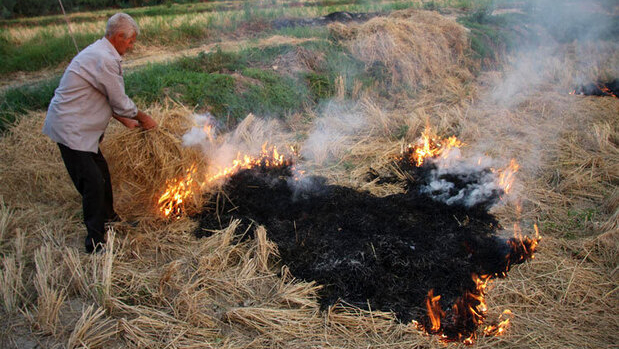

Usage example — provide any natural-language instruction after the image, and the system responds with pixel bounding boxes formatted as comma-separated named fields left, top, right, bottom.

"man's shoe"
left=106, top=214, right=122, bottom=224
left=85, top=237, right=105, bottom=254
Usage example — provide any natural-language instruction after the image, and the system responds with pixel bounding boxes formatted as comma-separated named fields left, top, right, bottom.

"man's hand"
left=113, top=114, right=139, bottom=129
left=135, top=110, right=158, bottom=130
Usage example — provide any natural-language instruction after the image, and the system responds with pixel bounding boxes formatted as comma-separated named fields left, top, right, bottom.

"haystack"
left=100, top=102, right=206, bottom=219
left=331, top=9, right=472, bottom=90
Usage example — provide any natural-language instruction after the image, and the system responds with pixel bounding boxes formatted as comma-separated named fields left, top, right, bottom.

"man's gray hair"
left=105, top=13, right=139, bottom=38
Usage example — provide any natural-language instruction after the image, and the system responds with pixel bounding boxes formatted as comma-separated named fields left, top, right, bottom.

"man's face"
left=111, top=32, right=137, bottom=56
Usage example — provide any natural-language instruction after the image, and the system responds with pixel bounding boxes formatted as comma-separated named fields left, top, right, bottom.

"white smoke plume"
left=420, top=148, right=518, bottom=208
left=181, top=113, right=293, bottom=186
left=182, top=112, right=218, bottom=151
left=462, top=0, right=618, bottom=181
left=301, top=100, right=369, bottom=166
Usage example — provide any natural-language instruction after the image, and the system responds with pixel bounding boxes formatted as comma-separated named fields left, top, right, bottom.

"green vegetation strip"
left=0, top=0, right=421, bottom=75
left=0, top=40, right=370, bottom=129
left=2, top=0, right=365, bottom=24
left=0, top=5, right=561, bottom=130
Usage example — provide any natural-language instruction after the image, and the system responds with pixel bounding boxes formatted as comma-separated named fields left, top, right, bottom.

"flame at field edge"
left=156, top=143, right=293, bottom=220
left=413, top=223, right=540, bottom=344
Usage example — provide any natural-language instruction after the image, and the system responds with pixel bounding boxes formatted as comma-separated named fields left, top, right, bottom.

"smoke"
left=182, top=112, right=218, bottom=150
left=181, top=112, right=292, bottom=185
left=419, top=149, right=517, bottom=209
left=300, top=101, right=370, bottom=166
left=487, top=0, right=618, bottom=106
left=177, top=98, right=383, bottom=198
left=175, top=0, right=616, bottom=209
left=462, top=0, right=618, bottom=181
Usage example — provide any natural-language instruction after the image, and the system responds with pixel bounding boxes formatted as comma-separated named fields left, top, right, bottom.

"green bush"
left=305, top=72, right=334, bottom=101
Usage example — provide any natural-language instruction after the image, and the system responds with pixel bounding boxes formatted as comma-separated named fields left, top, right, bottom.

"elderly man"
left=43, top=13, right=157, bottom=253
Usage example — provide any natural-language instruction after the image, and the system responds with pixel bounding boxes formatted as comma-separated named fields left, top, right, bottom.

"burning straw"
left=185, top=125, right=540, bottom=344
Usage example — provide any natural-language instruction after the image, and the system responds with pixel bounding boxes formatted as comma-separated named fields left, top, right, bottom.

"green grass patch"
left=1, top=31, right=373, bottom=127
left=458, top=10, right=536, bottom=69
left=234, top=67, right=308, bottom=117
left=139, top=16, right=212, bottom=45
left=122, top=48, right=313, bottom=119
left=0, top=30, right=101, bottom=74
left=124, top=63, right=236, bottom=116
left=0, top=77, right=60, bottom=130
left=305, top=72, right=334, bottom=101
left=177, top=48, right=244, bottom=73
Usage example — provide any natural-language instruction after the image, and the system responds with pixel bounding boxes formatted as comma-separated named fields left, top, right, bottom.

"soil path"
left=0, top=35, right=320, bottom=92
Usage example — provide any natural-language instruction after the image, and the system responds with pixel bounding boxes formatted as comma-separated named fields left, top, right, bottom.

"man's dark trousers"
left=57, top=143, right=116, bottom=253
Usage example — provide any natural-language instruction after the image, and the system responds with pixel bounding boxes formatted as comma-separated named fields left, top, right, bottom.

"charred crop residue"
left=194, top=155, right=537, bottom=341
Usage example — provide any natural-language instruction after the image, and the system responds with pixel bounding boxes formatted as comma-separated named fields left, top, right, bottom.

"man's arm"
left=134, top=110, right=157, bottom=130
left=113, top=114, right=139, bottom=129
left=113, top=110, right=157, bottom=130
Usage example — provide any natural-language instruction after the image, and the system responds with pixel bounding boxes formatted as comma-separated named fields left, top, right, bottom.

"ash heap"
left=174, top=128, right=539, bottom=343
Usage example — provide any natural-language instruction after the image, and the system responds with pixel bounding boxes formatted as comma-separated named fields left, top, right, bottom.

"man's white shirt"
left=43, top=37, right=138, bottom=153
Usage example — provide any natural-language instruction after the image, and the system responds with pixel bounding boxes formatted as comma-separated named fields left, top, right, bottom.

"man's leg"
left=92, top=149, right=118, bottom=222
left=57, top=144, right=107, bottom=253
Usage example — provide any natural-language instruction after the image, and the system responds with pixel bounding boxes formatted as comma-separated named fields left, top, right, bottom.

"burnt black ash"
left=193, top=157, right=535, bottom=339
left=272, top=11, right=381, bottom=29
left=572, top=79, right=618, bottom=97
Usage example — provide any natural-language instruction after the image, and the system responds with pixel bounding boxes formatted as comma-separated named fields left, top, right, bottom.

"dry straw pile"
left=1, top=9, right=618, bottom=349
left=331, top=9, right=473, bottom=92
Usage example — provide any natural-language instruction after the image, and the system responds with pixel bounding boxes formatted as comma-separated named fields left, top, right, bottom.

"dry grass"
left=0, top=255, right=24, bottom=314
left=66, top=304, right=117, bottom=349
left=102, top=101, right=206, bottom=219
left=1, top=96, right=617, bottom=348
left=30, top=244, right=67, bottom=336
left=0, top=10, right=618, bottom=349
left=332, top=9, right=473, bottom=91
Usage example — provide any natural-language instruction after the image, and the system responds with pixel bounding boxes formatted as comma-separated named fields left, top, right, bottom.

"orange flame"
left=425, top=289, right=445, bottom=332
left=157, top=143, right=292, bottom=219
left=406, top=126, right=463, bottom=166
left=414, top=224, right=541, bottom=344
left=496, top=158, right=519, bottom=195
left=506, top=224, right=540, bottom=264
left=483, top=309, right=513, bottom=336
left=405, top=127, right=520, bottom=199
left=203, top=124, right=216, bottom=144
left=203, top=143, right=287, bottom=184
left=599, top=84, right=617, bottom=97
left=157, top=164, right=199, bottom=219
